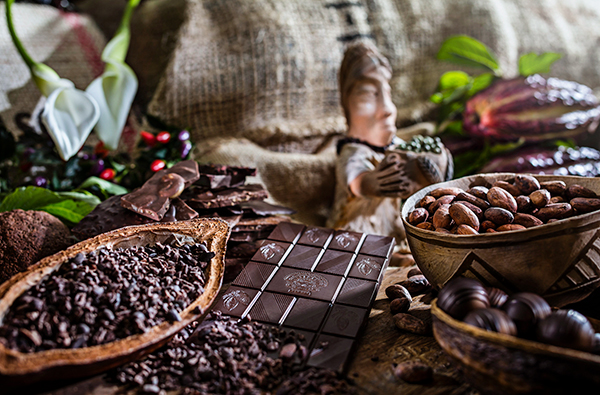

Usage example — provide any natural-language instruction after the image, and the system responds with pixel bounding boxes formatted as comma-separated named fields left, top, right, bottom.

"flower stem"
left=5, top=0, right=36, bottom=69
left=116, top=0, right=141, bottom=37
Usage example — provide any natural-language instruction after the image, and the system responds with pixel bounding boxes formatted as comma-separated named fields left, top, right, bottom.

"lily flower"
left=86, top=0, right=141, bottom=150
left=5, top=0, right=100, bottom=161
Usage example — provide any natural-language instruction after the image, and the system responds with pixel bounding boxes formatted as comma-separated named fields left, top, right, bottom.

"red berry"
left=99, top=168, right=116, bottom=181
left=150, top=159, right=166, bottom=172
left=156, top=131, right=171, bottom=144
left=140, top=131, right=156, bottom=147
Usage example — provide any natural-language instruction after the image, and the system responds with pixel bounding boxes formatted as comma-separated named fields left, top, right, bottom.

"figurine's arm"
left=349, top=153, right=411, bottom=198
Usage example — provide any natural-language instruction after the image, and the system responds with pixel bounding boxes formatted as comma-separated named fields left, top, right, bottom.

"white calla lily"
left=6, top=0, right=100, bottom=161
left=42, top=86, right=101, bottom=161
left=86, top=0, right=140, bottom=150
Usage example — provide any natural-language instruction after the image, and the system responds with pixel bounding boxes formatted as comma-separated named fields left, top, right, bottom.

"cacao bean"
left=551, top=196, right=565, bottom=203
left=467, top=186, right=489, bottom=200
left=394, top=361, right=433, bottom=383
left=416, top=222, right=435, bottom=231
left=455, top=191, right=490, bottom=211
left=540, top=180, right=567, bottom=196
left=457, top=224, right=478, bottom=235
left=435, top=228, right=451, bottom=234
left=516, top=195, right=534, bottom=213
left=385, top=284, right=412, bottom=302
left=480, top=220, right=496, bottom=231
left=393, top=313, right=429, bottom=335
left=513, top=213, right=543, bottom=228
left=429, top=187, right=463, bottom=198
left=429, top=195, right=455, bottom=214
left=514, top=174, right=541, bottom=195
left=416, top=195, right=436, bottom=210
left=432, top=204, right=452, bottom=229
left=390, top=298, right=411, bottom=314
left=449, top=203, right=480, bottom=231
left=487, top=187, right=518, bottom=213
left=408, top=208, right=428, bottom=225
left=484, top=207, right=514, bottom=226
left=407, top=268, right=422, bottom=278
left=469, top=176, right=492, bottom=189
left=529, top=189, right=551, bottom=208
left=493, top=180, right=521, bottom=197
left=535, top=203, right=572, bottom=222
left=397, top=275, right=431, bottom=296
left=570, top=197, right=600, bottom=213
left=454, top=201, right=483, bottom=221
left=497, top=224, right=526, bottom=232
left=486, top=228, right=497, bottom=233
left=568, top=184, right=597, bottom=199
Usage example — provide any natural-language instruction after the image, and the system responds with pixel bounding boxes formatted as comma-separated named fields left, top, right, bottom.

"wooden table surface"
left=17, top=266, right=478, bottom=395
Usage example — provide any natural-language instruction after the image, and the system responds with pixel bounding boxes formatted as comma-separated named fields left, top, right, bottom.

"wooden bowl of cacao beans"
left=401, top=173, right=600, bottom=307
left=431, top=299, right=600, bottom=394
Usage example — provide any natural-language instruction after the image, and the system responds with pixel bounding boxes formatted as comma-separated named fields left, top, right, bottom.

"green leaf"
left=438, top=71, right=471, bottom=91
left=468, top=73, right=495, bottom=97
left=56, top=191, right=102, bottom=207
left=0, top=186, right=64, bottom=212
left=518, top=52, right=562, bottom=76
left=39, top=200, right=92, bottom=224
left=78, top=176, right=128, bottom=196
left=437, top=35, right=501, bottom=74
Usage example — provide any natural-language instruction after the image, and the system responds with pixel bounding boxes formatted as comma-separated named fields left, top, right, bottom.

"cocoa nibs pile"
left=0, top=242, right=213, bottom=353
left=276, top=368, right=358, bottom=395
left=109, top=312, right=352, bottom=395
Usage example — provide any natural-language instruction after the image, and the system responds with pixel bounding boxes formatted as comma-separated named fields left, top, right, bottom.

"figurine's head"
left=339, top=42, right=397, bottom=146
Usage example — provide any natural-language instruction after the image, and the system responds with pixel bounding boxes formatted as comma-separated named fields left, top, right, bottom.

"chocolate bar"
left=183, top=184, right=269, bottom=209
left=212, top=222, right=395, bottom=373
left=196, top=164, right=256, bottom=189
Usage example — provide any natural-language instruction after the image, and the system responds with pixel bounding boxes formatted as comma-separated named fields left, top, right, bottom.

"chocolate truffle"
left=0, top=209, right=72, bottom=283
left=486, top=287, right=509, bottom=309
left=536, top=309, right=595, bottom=352
left=464, top=308, right=517, bottom=336
left=437, top=277, right=489, bottom=319
left=503, top=293, right=551, bottom=338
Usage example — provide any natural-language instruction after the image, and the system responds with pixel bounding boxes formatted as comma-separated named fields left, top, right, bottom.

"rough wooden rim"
left=0, top=218, right=229, bottom=382
left=431, top=299, right=600, bottom=364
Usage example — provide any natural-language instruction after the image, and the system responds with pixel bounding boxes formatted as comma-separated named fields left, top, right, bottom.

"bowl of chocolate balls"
left=401, top=173, right=600, bottom=307
left=431, top=278, right=600, bottom=395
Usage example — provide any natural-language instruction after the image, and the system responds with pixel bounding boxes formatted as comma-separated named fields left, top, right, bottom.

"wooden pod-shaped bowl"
left=431, top=300, right=600, bottom=394
left=401, top=173, right=600, bottom=307
left=0, top=218, right=228, bottom=385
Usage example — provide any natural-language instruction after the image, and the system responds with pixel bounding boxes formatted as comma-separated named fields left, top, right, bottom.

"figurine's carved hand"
left=356, top=153, right=411, bottom=198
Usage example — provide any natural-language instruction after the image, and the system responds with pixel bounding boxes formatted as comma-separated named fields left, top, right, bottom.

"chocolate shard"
left=238, top=200, right=296, bottom=216
left=160, top=198, right=199, bottom=222
left=121, top=161, right=200, bottom=221
left=183, top=184, right=269, bottom=209
left=196, top=164, right=257, bottom=188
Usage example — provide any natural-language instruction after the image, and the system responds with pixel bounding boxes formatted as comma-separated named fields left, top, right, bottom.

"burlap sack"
left=139, top=0, right=600, bottom=225
left=0, top=3, right=106, bottom=136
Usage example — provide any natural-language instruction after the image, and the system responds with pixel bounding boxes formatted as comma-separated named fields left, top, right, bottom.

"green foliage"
left=436, top=35, right=501, bottom=74
left=519, top=52, right=562, bottom=77
left=453, top=139, right=525, bottom=178
left=0, top=186, right=99, bottom=225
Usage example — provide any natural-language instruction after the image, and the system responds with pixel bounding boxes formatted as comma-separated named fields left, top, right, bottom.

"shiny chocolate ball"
left=464, top=308, right=517, bottom=336
left=536, top=310, right=595, bottom=352
left=437, top=278, right=489, bottom=320
left=503, top=293, right=551, bottom=338
left=486, top=287, right=508, bottom=309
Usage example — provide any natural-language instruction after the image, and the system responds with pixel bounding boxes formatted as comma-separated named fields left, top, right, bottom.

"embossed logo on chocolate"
left=222, top=290, right=251, bottom=311
left=356, top=257, right=381, bottom=276
left=335, top=232, right=357, bottom=248
left=259, top=243, right=285, bottom=260
left=305, top=228, right=322, bottom=243
left=283, top=272, right=328, bottom=296
left=332, top=308, right=358, bottom=331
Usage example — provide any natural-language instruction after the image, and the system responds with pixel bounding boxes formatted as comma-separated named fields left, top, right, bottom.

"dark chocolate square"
left=267, top=222, right=305, bottom=242
left=322, top=305, right=368, bottom=338
left=249, top=240, right=290, bottom=264
left=282, top=298, right=330, bottom=331
left=348, top=254, right=386, bottom=281
left=329, top=230, right=362, bottom=252
left=232, top=262, right=277, bottom=289
left=358, top=234, right=395, bottom=257
left=212, top=286, right=258, bottom=318
left=266, top=267, right=343, bottom=302
left=314, top=250, right=354, bottom=276
left=297, top=226, right=333, bottom=247
left=282, top=245, right=322, bottom=270
left=335, top=278, right=377, bottom=308
left=307, top=334, right=355, bottom=372
left=247, top=292, right=294, bottom=324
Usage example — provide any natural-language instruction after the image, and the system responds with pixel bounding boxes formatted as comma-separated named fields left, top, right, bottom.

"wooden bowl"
left=401, top=173, right=600, bottom=307
left=431, top=300, right=600, bottom=394
left=0, top=218, right=228, bottom=385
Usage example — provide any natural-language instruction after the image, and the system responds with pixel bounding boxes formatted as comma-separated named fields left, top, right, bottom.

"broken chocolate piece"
left=183, top=184, right=269, bottom=209
left=238, top=200, right=296, bottom=216
left=160, top=198, right=198, bottom=222
left=196, top=164, right=257, bottom=188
